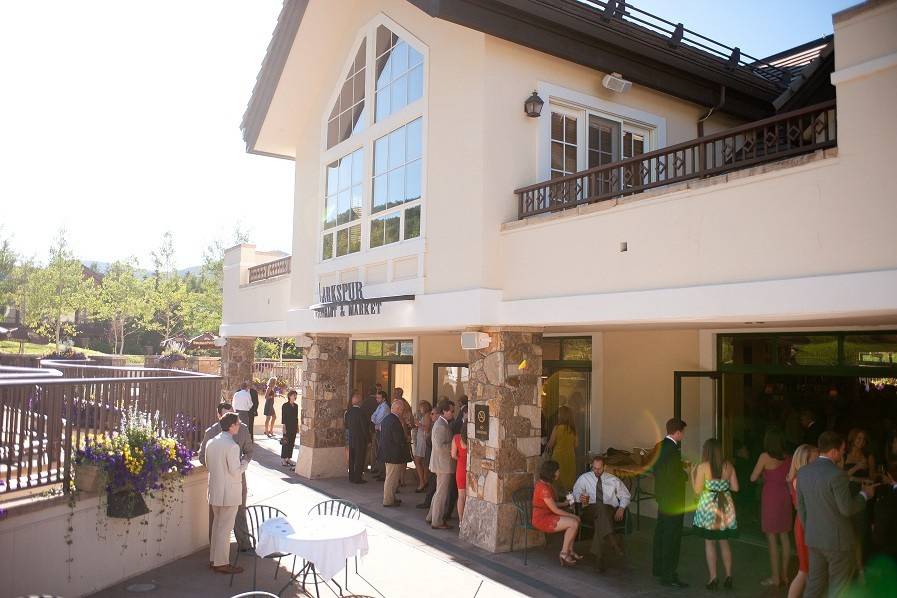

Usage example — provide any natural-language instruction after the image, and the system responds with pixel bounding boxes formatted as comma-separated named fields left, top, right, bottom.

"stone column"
left=295, top=334, right=350, bottom=479
left=221, top=337, right=255, bottom=401
left=460, top=328, right=544, bottom=553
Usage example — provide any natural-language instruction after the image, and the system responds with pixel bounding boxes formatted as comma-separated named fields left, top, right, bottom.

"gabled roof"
left=241, top=0, right=841, bottom=154
left=241, top=0, right=308, bottom=158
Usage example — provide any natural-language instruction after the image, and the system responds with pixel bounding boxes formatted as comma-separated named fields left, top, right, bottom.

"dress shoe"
left=705, top=578, right=718, bottom=591
left=660, top=579, right=689, bottom=589
left=383, top=500, right=402, bottom=507
left=213, top=564, right=244, bottom=574
left=723, top=577, right=733, bottom=590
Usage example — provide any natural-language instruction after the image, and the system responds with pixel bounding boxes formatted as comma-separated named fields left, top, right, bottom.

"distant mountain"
left=81, top=260, right=202, bottom=278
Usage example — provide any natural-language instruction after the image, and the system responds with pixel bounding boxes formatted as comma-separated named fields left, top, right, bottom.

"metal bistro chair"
left=308, top=499, right=362, bottom=591
left=231, top=505, right=297, bottom=590
left=229, top=593, right=279, bottom=598
left=510, top=486, right=538, bottom=564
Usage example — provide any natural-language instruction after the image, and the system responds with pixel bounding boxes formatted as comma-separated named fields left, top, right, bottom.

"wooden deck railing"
left=515, top=100, right=837, bottom=219
left=0, top=363, right=219, bottom=495
left=248, top=256, right=291, bottom=283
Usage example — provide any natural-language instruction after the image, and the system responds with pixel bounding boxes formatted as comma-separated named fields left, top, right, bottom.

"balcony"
left=515, top=101, right=836, bottom=219
left=248, top=255, right=291, bottom=283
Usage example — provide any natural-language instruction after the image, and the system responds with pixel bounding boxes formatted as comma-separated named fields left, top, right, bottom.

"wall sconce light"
left=524, top=91, right=544, bottom=117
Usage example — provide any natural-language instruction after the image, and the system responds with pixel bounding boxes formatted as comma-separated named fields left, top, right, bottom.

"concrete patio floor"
left=88, top=435, right=868, bottom=598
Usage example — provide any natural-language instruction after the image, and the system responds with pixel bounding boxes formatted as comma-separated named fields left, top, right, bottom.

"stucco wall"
left=416, top=333, right=468, bottom=408
left=0, top=467, right=209, bottom=598
left=222, top=244, right=290, bottom=332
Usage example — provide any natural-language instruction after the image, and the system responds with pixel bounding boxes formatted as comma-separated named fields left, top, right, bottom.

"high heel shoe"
left=723, top=577, right=733, bottom=590
left=558, top=552, right=577, bottom=567
left=705, top=578, right=718, bottom=591
left=571, top=551, right=585, bottom=561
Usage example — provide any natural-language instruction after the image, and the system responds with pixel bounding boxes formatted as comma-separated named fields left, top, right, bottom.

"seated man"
left=572, top=455, right=631, bottom=571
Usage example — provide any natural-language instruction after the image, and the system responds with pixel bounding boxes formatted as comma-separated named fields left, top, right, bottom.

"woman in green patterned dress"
left=692, top=437, right=740, bottom=590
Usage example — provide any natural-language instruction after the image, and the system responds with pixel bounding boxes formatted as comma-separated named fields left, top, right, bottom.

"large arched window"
left=320, top=18, right=425, bottom=263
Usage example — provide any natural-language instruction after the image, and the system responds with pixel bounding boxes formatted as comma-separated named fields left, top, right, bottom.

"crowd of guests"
left=529, top=416, right=897, bottom=596
left=344, top=386, right=470, bottom=530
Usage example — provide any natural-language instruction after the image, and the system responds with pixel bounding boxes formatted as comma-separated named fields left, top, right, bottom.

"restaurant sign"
left=311, top=282, right=414, bottom=319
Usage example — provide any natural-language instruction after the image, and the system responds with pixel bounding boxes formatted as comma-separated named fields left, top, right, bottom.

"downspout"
left=697, top=85, right=726, bottom=137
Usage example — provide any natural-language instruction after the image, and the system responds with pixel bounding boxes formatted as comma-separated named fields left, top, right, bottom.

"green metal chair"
left=510, top=486, right=538, bottom=564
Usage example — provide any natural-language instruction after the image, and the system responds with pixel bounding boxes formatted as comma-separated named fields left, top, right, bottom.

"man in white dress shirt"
left=572, top=455, right=631, bottom=571
left=231, top=381, right=254, bottom=430
left=206, top=412, right=250, bottom=574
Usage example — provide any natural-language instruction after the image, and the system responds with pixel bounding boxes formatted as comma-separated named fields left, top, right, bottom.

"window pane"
left=551, top=141, right=563, bottom=171
left=384, top=341, right=398, bottom=356
left=324, top=195, right=337, bottom=230
left=322, top=233, right=333, bottom=260
left=350, top=184, right=363, bottom=220
left=551, top=113, right=563, bottom=140
left=327, top=118, right=339, bottom=149
left=376, top=53, right=391, bottom=90
left=370, top=217, right=385, bottom=248
left=409, top=46, right=423, bottom=68
left=844, top=334, right=897, bottom=366
left=778, top=336, right=838, bottom=366
left=392, top=41, right=408, bottom=74
left=388, top=167, right=404, bottom=208
left=391, top=74, right=408, bottom=116
left=565, top=116, right=577, bottom=143
left=565, top=144, right=577, bottom=172
left=385, top=213, right=401, bottom=244
left=408, top=67, right=423, bottom=104
left=353, top=341, right=368, bottom=357
left=368, top=340, right=383, bottom=357
left=353, top=44, right=366, bottom=74
left=400, top=341, right=414, bottom=356
left=405, top=160, right=421, bottom=202
left=404, top=205, right=421, bottom=239
left=372, top=175, right=387, bottom=212
left=337, top=189, right=351, bottom=225
left=406, top=118, right=422, bottom=160
left=338, top=156, right=351, bottom=189
left=543, top=338, right=561, bottom=361
left=340, top=79, right=353, bottom=112
left=376, top=88, right=390, bottom=121
left=327, top=163, right=339, bottom=194
left=352, top=149, right=364, bottom=184
left=374, top=137, right=388, bottom=175
left=348, top=224, right=361, bottom=254
left=390, top=130, right=407, bottom=165
left=336, top=227, right=349, bottom=256
left=561, top=338, right=592, bottom=361
left=351, top=102, right=366, bottom=135
left=376, top=26, right=392, bottom=58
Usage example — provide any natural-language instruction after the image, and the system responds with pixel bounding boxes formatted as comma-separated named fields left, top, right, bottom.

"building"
left=222, top=0, right=897, bottom=552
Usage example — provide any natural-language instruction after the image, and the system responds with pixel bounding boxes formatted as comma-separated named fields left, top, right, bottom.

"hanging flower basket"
left=73, top=463, right=104, bottom=493
left=107, top=488, right=150, bottom=519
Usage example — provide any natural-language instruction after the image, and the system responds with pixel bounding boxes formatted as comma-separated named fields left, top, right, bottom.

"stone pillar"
left=295, top=334, right=350, bottom=479
left=221, top=337, right=255, bottom=401
left=460, top=328, right=544, bottom=553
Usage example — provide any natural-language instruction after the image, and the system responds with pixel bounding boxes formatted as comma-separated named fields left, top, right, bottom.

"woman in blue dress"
left=692, top=437, right=739, bottom=590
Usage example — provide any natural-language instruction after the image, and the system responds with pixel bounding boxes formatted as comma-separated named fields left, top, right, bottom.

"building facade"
left=223, top=0, right=897, bottom=552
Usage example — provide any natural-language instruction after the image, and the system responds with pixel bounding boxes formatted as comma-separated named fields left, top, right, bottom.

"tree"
left=94, top=260, right=154, bottom=354
left=148, top=232, right=189, bottom=340
left=182, top=227, right=249, bottom=336
left=24, top=231, right=95, bottom=349
left=0, top=229, right=16, bottom=313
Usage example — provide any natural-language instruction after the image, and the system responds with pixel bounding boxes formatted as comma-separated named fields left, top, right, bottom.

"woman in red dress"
left=451, top=429, right=468, bottom=523
left=786, top=444, right=817, bottom=598
left=531, top=460, right=581, bottom=567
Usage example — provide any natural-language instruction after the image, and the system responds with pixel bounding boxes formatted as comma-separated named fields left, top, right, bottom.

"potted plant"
left=76, top=408, right=194, bottom=519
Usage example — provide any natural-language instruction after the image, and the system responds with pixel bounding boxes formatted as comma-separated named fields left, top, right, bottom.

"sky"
left=0, top=0, right=857, bottom=269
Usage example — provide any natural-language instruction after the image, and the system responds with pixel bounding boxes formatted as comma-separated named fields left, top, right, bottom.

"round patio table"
left=256, top=515, right=368, bottom=597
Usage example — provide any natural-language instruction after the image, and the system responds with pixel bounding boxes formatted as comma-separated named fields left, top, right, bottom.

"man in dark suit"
left=797, top=431, right=874, bottom=597
left=652, top=418, right=689, bottom=589
left=380, top=398, right=412, bottom=507
left=872, top=461, right=897, bottom=562
left=345, top=391, right=369, bottom=484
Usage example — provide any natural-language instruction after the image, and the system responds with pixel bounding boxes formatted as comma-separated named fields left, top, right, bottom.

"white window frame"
left=537, top=81, right=666, bottom=183
left=317, top=15, right=428, bottom=266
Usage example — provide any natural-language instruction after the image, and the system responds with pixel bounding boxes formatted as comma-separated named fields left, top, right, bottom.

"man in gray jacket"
left=199, top=402, right=254, bottom=551
left=797, top=431, right=874, bottom=597
left=427, top=398, right=455, bottom=529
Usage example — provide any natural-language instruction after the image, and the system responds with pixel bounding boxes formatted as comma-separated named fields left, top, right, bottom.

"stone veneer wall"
left=460, top=328, right=544, bottom=553
left=220, top=337, right=255, bottom=401
left=296, top=335, right=349, bottom=478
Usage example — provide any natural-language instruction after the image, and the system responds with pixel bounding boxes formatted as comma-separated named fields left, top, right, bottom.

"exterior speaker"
left=602, top=72, right=632, bottom=93
left=461, top=332, right=492, bottom=350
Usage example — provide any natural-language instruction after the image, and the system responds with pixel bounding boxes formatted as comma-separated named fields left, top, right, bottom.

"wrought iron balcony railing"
left=515, top=101, right=836, bottom=219
left=248, top=255, right=291, bottom=283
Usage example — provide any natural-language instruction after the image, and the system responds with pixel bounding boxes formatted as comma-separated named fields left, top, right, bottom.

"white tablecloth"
left=256, top=516, right=369, bottom=580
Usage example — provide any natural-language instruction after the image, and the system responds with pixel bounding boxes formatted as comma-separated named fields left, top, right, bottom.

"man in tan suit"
left=198, top=402, right=254, bottom=551
left=205, top=412, right=249, bottom=574
left=427, top=398, right=455, bottom=530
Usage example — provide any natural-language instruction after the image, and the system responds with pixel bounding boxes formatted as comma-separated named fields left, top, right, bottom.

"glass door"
left=542, top=366, right=591, bottom=471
